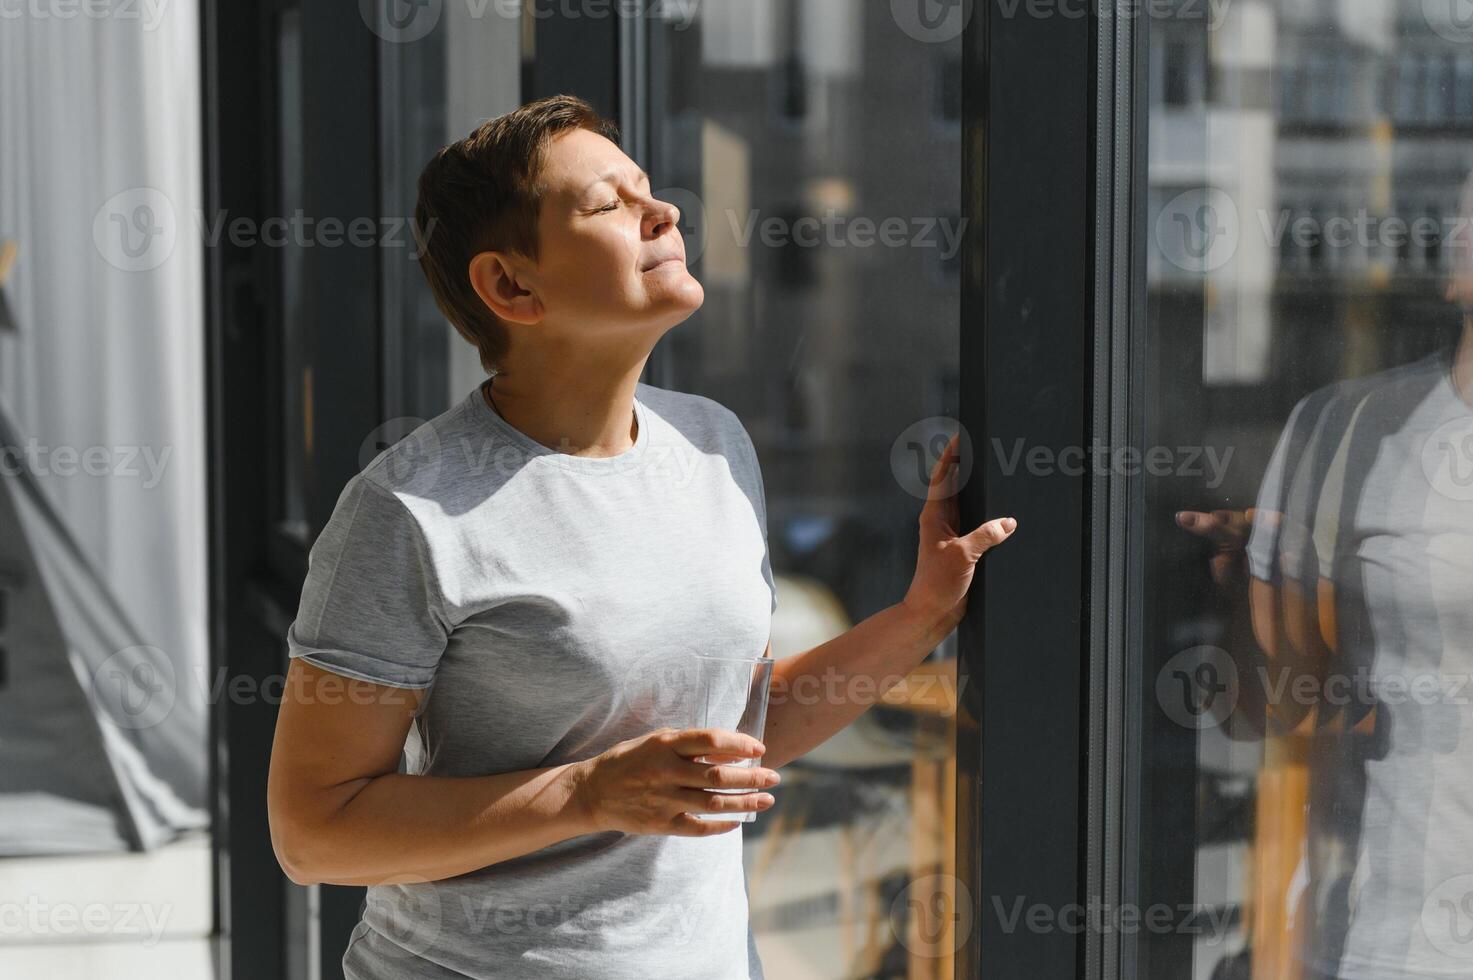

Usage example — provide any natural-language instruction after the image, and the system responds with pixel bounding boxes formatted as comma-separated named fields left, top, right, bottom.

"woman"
left=266, top=94, right=1016, bottom=980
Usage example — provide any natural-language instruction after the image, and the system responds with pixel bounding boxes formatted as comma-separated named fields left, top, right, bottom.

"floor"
left=0, top=831, right=214, bottom=979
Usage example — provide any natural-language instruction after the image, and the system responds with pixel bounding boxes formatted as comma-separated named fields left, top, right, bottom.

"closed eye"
left=587, top=200, right=620, bottom=215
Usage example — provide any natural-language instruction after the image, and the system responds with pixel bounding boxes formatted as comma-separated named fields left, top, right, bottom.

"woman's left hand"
left=901, top=433, right=1018, bottom=634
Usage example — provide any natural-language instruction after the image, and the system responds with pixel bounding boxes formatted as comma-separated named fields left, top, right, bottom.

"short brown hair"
left=413, top=95, right=621, bottom=373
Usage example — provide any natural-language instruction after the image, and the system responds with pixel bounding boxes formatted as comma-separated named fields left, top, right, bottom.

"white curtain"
left=0, top=0, right=208, bottom=844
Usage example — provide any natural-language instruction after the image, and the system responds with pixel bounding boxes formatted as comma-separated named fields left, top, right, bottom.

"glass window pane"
left=278, top=4, right=310, bottom=542
left=650, top=2, right=963, bottom=974
left=376, top=2, right=523, bottom=421
left=1137, top=4, right=1473, bottom=979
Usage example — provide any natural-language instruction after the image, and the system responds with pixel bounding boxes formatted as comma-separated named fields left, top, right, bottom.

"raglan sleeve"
left=286, top=474, right=449, bottom=689
left=1245, top=398, right=1305, bottom=585
left=736, top=421, right=779, bottom=617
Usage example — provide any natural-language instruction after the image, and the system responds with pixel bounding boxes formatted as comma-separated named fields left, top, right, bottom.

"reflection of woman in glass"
left=265, top=96, right=1016, bottom=980
left=1179, top=174, right=1473, bottom=980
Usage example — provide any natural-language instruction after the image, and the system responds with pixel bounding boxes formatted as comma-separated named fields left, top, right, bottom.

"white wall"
left=0, top=0, right=208, bottom=817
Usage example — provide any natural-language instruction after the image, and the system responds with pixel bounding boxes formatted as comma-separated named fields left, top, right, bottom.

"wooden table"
left=880, top=659, right=961, bottom=980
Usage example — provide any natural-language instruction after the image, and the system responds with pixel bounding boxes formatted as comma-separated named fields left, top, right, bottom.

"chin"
left=675, top=273, right=705, bottom=311
left=653, top=297, right=704, bottom=334
left=653, top=272, right=705, bottom=319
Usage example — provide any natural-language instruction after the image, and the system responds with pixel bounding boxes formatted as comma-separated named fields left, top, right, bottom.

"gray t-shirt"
left=1246, top=348, right=1473, bottom=979
left=286, top=381, right=777, bottom=980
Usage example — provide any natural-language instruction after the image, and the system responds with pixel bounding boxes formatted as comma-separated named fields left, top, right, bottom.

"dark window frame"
left=958, top=0, right=1103, bottom=973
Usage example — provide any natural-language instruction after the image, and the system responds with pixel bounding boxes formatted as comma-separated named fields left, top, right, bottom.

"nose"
left=644, top=196, right=681, bottom=240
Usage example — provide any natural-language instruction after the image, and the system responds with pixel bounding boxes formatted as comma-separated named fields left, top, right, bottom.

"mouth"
left=642, top=256, right=685, bottom=272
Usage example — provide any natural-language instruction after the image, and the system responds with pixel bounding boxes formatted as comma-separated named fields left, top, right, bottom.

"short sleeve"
left=1245, top=398, right=1306, bottom=584
left=286, top=475, right=449, bottom=689
left=737, top=425, right=779, bottom=617
left=1310, top=395, right=1369, bottom=582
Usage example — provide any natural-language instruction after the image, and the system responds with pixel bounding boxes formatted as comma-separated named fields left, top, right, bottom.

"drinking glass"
left=687, top=652, right=774, bottom=823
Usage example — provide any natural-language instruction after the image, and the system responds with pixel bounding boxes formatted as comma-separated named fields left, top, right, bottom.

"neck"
left=485, top=333, right=652, bottom=457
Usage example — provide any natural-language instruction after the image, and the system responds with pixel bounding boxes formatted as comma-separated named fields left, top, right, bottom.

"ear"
left=468, top=251, right=543, bottom=325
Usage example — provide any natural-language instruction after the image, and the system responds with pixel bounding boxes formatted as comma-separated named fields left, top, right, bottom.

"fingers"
left=1174, top=510, right=1215, bottom=535
left=1214, top=509, right=1252, bottom=538
left=668, top=812, right=747, bottom=836
left=676, top=758, right=781, bottom=791
left=665, top=727, right=765, bottom=761
left=1174, top=508, right=1261, bottom=550
left=923, top=433, right=962, bottom=504
left=962, top=516, right=1017, bottom=557
left=673, top=787, right=776, bottom=815
left=693, top=753, right=749, bottom=766
left=928, top=433, right=959, bottom=484
left=1174, top=509, right=1242, bottom=547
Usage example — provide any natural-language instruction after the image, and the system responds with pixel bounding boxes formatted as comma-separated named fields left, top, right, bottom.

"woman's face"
left=522, top=127, right=704, bottom=336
